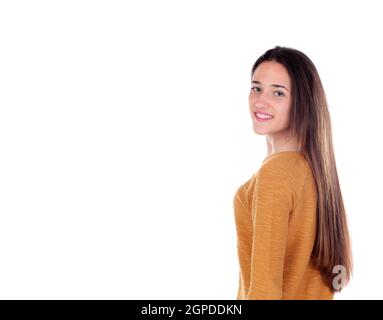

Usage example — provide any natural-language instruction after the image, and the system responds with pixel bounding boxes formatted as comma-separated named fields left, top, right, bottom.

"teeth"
left=256, top=112, right=273, bottom=119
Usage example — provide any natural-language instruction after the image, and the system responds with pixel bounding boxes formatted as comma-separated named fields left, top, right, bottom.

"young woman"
left=233, top=46, right=352, bottom=300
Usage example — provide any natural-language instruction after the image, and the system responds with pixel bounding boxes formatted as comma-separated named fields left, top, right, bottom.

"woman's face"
left=249, top=60, right=292, bottom=136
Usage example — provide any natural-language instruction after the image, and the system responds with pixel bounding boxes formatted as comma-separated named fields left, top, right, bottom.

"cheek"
left=274, top=107, right=291, bottom=126
left=282, top=113, right=290, bottom=126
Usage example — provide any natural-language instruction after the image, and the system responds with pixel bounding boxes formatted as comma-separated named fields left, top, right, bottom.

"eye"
left=250, top=86, right=260, bottom=92
left=275, top=91, right=285, bottom=97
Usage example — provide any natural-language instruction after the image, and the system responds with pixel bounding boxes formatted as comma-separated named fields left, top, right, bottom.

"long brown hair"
left=251, top=46, right=352, bottom=293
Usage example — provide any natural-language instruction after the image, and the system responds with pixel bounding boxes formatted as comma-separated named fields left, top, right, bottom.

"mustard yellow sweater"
left=233, top=151, right=334, bottom=300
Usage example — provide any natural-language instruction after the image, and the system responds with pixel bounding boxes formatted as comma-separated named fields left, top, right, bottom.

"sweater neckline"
left=262, top=151, right=304, bottom=163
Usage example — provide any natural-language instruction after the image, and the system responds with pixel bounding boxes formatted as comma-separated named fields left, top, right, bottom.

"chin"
left=253, top=126, right=269, bottom=135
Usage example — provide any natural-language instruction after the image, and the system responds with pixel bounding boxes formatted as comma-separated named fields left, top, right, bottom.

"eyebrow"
left=251, top=80, right=289, bottom=91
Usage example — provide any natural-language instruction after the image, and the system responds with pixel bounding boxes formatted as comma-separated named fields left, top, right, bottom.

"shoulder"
left=258, top=152, right=311, bottom=191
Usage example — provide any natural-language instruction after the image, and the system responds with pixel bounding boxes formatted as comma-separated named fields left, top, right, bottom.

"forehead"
left=252, top=61, right=291, bottom=86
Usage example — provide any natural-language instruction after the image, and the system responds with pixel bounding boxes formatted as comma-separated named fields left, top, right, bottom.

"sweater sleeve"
left=236, top=271, right=243, bottom=300
left=246, top=162, right=293, bottom=299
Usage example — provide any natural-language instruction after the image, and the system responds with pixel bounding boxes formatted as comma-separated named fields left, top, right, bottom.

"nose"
left=254, top=103, right=269, bottom=113
left=250, top=91, right=268, bottom=108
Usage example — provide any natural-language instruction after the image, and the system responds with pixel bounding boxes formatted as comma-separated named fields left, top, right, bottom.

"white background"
left=0, top=0, right=382, bottom=299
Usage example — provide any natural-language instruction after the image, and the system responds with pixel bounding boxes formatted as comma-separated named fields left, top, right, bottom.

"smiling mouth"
left=254, top=112, right=274, bottom=121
